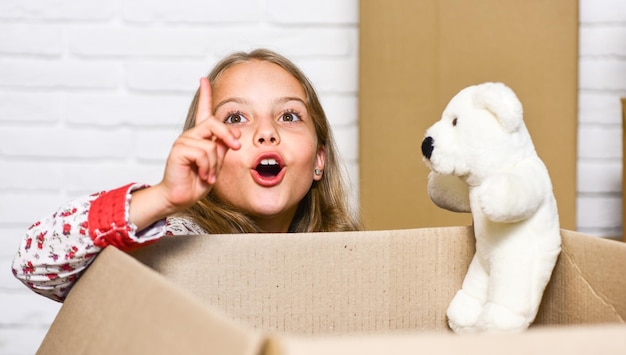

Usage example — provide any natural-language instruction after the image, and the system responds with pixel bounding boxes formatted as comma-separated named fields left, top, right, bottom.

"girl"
left=12, top=49, right=361, bottom=302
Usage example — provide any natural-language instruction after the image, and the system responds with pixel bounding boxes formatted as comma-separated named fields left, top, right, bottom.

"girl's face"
left=211, top=60, right=325, bottom=232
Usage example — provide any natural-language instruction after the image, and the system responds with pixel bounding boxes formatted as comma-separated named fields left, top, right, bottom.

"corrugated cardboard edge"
left=36, top=247, right=265, bottom=355
left=561, top=229, right=626, bottom=320
left=268, top=324, right=626, bottom=355
left=536, top=229, right=626, bottom=325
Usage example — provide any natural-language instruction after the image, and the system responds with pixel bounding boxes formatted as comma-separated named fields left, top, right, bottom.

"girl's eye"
left=224, top=113, right=247, bottom=124
left=279, top=111, right=301, bottom=122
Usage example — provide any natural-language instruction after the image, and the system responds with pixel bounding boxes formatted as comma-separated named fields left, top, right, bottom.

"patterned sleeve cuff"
left=88, top=183, right=163, bottom=252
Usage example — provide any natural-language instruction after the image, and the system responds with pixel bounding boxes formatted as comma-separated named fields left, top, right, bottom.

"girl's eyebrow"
left=214, top=96, right=307, bottom=112
left=214, top=97, right=248, bottom=112
left=278, top=97, right=307, bottom=106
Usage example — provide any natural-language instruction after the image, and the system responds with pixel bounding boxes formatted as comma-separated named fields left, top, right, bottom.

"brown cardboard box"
left=37, top=227, right=626, bottom=354
left=359, top=0, right=578, bottom=230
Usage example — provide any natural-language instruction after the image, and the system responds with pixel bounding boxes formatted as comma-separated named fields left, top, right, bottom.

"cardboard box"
left=359, top=0, right=579, bottom=230
left=37, top=226, right=626, bottom=354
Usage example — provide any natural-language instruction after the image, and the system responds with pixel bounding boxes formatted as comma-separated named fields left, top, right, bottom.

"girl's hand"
left=129, top=78, right=241, bottom=230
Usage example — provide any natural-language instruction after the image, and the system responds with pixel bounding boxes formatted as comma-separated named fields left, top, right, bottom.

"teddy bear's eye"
left=452, top=117, right=458, bottom=126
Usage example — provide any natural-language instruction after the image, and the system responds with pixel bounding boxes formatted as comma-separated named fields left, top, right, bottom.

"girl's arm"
left=12, top=78, right=240, bottom=302
left=11, top=183, right=165, bottom=302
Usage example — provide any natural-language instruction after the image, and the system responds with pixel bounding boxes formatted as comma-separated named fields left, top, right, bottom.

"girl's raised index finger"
left=195, top=77, right=213, bottom=126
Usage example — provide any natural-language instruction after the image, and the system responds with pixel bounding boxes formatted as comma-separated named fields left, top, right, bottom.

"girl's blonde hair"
left=179, top=48, right=361, bottom=233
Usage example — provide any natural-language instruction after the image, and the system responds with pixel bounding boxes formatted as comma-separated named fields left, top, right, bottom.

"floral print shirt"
left=11, top=183, right=207, bottom=302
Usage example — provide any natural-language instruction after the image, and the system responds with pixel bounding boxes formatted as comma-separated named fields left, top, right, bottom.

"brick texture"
left=578, top=0, right=626, bottom=238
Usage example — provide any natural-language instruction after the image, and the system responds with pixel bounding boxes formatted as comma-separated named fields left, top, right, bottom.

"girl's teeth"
left=261, top=159, right=278, bottom=165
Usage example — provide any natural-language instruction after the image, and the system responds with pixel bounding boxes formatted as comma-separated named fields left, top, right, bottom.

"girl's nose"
left=254, top=119, right=280, bottom=145
left=258, top=136, right=277, bottom=144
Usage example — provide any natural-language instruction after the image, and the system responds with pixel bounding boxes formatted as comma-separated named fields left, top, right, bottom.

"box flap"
left=537, top=229, right=626, bottom=324
left=269, top=325, right=626, bottom=355
left=37, top=247, right=265, bottom=355
left=132, top=226, right=626, bottom=333
left=132, top=226, right=476, bottom=334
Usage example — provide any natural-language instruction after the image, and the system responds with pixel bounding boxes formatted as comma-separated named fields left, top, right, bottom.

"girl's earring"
left=315, top=168, right=322, bottom=176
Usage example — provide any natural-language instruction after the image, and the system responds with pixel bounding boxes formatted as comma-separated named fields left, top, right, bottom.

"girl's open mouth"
left=255, top=158, right=282, bottom=178
left=251, top=154, right=285, bottom=187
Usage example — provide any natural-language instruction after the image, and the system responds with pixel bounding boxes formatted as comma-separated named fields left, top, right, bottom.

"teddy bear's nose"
left=422, top=136, right=434, bottom=159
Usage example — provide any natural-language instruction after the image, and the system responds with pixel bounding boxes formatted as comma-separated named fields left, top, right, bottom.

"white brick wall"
left=578, top=0, right=626, bottom=238
left=0, top=1, right=358, bottom=354
left=0, top=0, right=623, bottom=353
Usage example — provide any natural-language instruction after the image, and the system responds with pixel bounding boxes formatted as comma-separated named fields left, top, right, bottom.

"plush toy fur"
left=421, top=82, right=562, bottom=333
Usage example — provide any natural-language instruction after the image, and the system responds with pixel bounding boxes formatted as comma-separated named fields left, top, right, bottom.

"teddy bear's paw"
left=477, top=179, right=521, bottom=223
left=476, top=302, right=530, bottom=333
left=478, top=176, right=541, bottom=223
left=446, top=290, right=484, bottom=334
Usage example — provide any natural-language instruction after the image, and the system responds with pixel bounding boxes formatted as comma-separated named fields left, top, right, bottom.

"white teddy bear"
left=421, top=82, right=562, bottom=333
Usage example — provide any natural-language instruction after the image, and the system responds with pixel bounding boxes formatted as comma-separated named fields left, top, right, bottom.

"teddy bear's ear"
left=473, top=82, right=523, bottom=133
